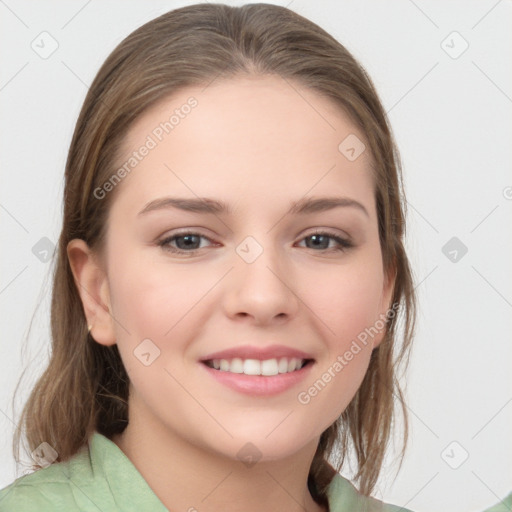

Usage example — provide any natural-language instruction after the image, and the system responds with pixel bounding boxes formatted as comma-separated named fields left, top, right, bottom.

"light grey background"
left=1, top=1, right=511, bottom=511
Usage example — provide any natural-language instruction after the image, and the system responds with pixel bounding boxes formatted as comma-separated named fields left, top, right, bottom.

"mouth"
left=202, top=357, right=314, bottom=376
left=199, top=346, right=316, bottom=396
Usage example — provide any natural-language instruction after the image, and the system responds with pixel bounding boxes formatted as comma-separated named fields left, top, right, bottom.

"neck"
left=111, top=404, right=327, bottom=512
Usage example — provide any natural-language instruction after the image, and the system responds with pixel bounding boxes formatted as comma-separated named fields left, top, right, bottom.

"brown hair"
left=13, top=2, right=416, bottom=505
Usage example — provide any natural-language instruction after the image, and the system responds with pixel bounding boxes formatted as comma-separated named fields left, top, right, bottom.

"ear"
left=67, top=238, right=116, bottom=346
left=372, top=261, right=397, bottom=349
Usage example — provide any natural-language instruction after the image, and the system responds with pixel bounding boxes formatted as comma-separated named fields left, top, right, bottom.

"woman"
left=0, top=4, right=417, bottom=510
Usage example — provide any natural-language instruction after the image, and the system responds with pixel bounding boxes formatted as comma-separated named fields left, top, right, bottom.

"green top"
left=0, top=431, right=409, bottom=511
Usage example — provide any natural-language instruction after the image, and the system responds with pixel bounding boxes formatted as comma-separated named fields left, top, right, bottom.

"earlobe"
left=67, top=239, right=117, bottom=346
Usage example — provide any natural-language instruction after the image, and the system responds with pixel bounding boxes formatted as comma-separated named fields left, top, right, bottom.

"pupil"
left=308, top=234, right=328, bottom=249
left=178, top=235, right=199, bottom=249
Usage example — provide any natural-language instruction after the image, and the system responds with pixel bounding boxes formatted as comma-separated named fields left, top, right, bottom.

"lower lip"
left=199, top=361, right=314, bottom=396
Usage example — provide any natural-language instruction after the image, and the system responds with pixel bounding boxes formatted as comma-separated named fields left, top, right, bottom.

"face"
left=84, top=75, right=394, bottom=461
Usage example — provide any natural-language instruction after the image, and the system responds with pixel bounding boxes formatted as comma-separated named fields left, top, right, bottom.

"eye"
left=296, top=231, right=353, bottom=252
left=157, top=230, right=353, bottom=256
left=158, top=232, right=215, bottom=254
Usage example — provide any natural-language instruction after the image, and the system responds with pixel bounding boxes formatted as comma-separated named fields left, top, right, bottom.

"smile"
left=203, top=357, right=311, bottom=376
left=200, top=357, right=315, bottom=396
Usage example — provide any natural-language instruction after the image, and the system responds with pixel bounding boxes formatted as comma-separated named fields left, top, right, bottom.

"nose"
left=221, top=242, right=300, bottom=326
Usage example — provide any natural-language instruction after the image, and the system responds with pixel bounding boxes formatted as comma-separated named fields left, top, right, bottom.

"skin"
left=68, top=74, right=395, bottom=512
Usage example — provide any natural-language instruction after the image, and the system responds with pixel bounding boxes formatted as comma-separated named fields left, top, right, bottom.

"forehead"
left=110, top=75, right=375, bottom=217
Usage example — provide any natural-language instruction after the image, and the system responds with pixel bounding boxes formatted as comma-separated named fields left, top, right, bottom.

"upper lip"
left=200, top=345, right=314, bottom=362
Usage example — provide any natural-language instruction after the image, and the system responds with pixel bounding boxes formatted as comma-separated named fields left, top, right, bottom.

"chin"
left=214, top=424, right=319, bottom=464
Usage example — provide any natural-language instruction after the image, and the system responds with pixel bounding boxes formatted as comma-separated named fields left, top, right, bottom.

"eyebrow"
left=137, top=195, right=369, bottom=218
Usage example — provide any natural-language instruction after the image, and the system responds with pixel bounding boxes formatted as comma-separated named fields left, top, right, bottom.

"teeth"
left=209, top=357, right=306, bottom=376
left=230, top=358, right=244, bottom=373
left=261, top=359, right=278, bottom=376
left=278, top=357, right=289, bottom=373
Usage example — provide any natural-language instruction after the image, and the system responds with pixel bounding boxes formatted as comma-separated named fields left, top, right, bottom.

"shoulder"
left=0, top=433, right=112, bottom=512
left=481, top=491, right=512, bottom=512
left=0, top=431, right=167, bottom=512
left=0, top=456, right=84, bottom=511
left=327, top=473, right=415, bottom=512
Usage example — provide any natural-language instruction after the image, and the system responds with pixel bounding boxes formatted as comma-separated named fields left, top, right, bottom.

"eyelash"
left=157, top=230, right=353, bottom=255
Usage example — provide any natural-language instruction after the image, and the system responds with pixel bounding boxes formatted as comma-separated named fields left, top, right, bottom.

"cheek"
left=106, top=259, right=192, bottom=394
left=108, top=249, right=192, bottom=334
left=311, top=258, right=385, bottom=347
left=106, top=252, right=214, bottom=378
left=293, top=255, right=385, bottom=415
left=110, top=267, right=166, bottom=333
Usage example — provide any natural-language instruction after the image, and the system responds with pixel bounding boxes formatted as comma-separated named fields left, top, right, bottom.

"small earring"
left=87, top=325, right=93, bottom=333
